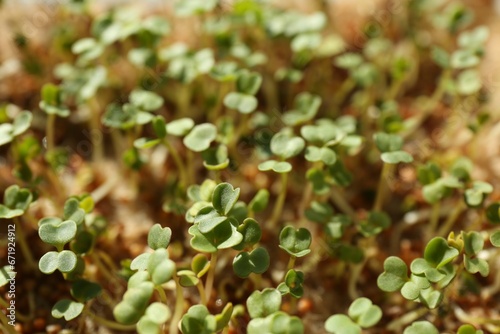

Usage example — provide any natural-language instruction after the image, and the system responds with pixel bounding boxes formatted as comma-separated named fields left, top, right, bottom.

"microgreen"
left=325, top=297, right=382, bottom=334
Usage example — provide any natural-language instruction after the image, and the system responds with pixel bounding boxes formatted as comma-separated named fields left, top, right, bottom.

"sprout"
left=325, top=297, right=382, bottom=334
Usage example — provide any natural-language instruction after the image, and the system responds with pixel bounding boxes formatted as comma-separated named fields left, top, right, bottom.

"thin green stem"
left=83, top=310, right=136, bottom=331
left=269, top=172, right=289, bottom=227
left=333, top=77, right=356, bottom=111
left=170, top=277, right=184, bottom=334
left=436, top=201, right=465, bottom=237
left=13, top=218, right=37, bottom=271
left=330, top=187, right=358, bottom=223
left=46, top=113, right=56, bottom=153
left=89, top=98, right=104, bottom=163
left=386, top=307, right=429, bottom=332
left=427, top=202, right=441, bottom=240
left=347, top=262, right=363, bottom=300
left=163, top=139, right=188, bottom=188
left=282, top=256, right=296, bottom=282
left=205, top=251, right=218, bottom=302
left=196, top=281, right=207, bottom=306
left=156, top=286, right=168, bottom=304
left=373, top=163, right=394, bottom=212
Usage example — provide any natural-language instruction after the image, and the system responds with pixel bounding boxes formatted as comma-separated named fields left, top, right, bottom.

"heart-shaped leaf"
left=490, top=231, right=500, bottom=247
left=377, top=256, right=408, bottom=292
left=129, top=89, right=164, bottom=111
left=348, top=297, right=382, bottom=328
left=419, top=287, right=443, bottom=309
left=215, top=303, right=233, bottom=332
left=63, top=198, right=85, bottom=226
left=373, top=132, right=403, bottom=153
left=247, top=288, right=282, bottom=319
left=189, top=220, right=243, bottom=252
left=148, top=224, right=172, bottom=250
left=178, top=270, right=200, bottom=287
left=114, top=281, right=154, bottom=325
left=223, top=92, right=258, bottom=114
left=12, top=111, right=32, bottom=136
left=236, top=70, right=262, bottom=95
left=0, top=185, right=33, bottom=218
left=248, top=189, right=269, bottom=213
left=279, top=226, right=312, bottom=257
left=270, top=131, right=305, bottom=159
left=381, top=151, right=413, bottom=164
left=131, top=253, right=151, bottom=271
left=166, top=117, right=195, bottom=136
left=52, top=299, right=84, bottom=321
left=233, top=247, right=270, bottom=278
left=147, top=249, right=176, bottom=285
left=71, top=279, right=102, bottom=302
left=180, top=305, right=217, bottom=334
left=258, top=160, right=292, bottom=173
left=39, top=250, right=78, bottom=274
left=39, top=220, right=77, bottom=249
left=325, top=314, right=360, bottom=334
left=212, top=183, right=240, bottom=216
left=464, top=256, right=489, bottom=277
left=305, top=146, right=337, bottom=165
left=403, top=321, right=439, bottom=334
left=183, top=123, right=217, bottom=152
left=195, top=206, right=228, bottom=233
left=424, top=237, right=459, bottom=269
left=280, top=269, right=305, bottom=298
left=234, top=218, right=262, bottom=250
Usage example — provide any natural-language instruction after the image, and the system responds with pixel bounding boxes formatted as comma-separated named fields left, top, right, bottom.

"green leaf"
left=258, top=160, right=292, bottom=173
left=114, top=281, right=154, bottom=325
left=348, top=297, right=382, bottom=328
left=458, top=324, right=484, bottom=334
left=486, top=203, right=500, bottom=223
left=70, top=230, right=95, bottom=254
left=38, top=220, right=77, bottom=249
left=270, top=131, right=305, bottom=159
left=249, top=189, right=270, bottom=213
left=71, top=279, right=102, bottom=302
left=282, top=269, right=305, bottom=298
left=215, top=303, right=233, bottom=332
left=0, top=185, right=33, bottom=218
left=234, top=218, right=262, bottom=250
left=202, top=145, right=229, bottom=171
left=148, top=224, right=172, bottom=250
left=424, top=237, right=459, bottom=269
left=39, top=250, right=78, bottom=274
left=306, top=168, right=331, bottom=195
left=247, top=288, right=282, bottom=319
left=131, top=253, right=151, bottom=271
left=283, top=93, right=321, bottom=126
left=189, top=220, right=243, bottom=252
left=279, top=226, right=312, bottom=258
left=63, top=198, right=86, bottom=225
left=358, top=211, right=391, bottom=237
left=305, top=146, right=337, bottom=165
left=11, top=111, right=32, bottom=136
left=419, top=287, right=443, bottom=309
left=134, top=137, right=161, bottom=149
left=373, top=132, right=403, bottom=153
left=147, top=249, right=176, bottom=285
left=223, top=92, right=258, bottom=114
left=0, top=124, right=13, bottom=146
left=152, top=116, right=167, bottom=139
left=0, top=266, right=14, bottom=288
left=464, top=181, right=493, bottom=207
left=183, top=123, right=217, bottom=152
left=381, top=151, right=413, bottom=164
left=178, top=270, right=200, bottom=287
left=403, top=321, right=439, bottom=334
left=166, top=118, right=195, bottom=136
left=51, top=299, right=84, bottom=321
left=325, top=314, right=360, bottom=334
left=457, top=69, right=482, bottom=95
left=236, top=70, right=262, bottom=95
left=180, top=305, right=217, bottom=334
left=464, top=256, right=489, bottom=277
left=233, top=247, right=270, bottom=278
left=195, top=206, right=228, bottom=233
left=334, top=53, right=363, bottom=69
left=212, top=183, right=240, bottom=216
left=144, top=302, right=171, bottom=324
left=377, top=256, right=408, bottom=292
left=129, top=89, right=164, bottom=111
left=451, top=49, right=480, bottom=69
left=490, top=231, right=500, bottom=247
left=463, top=231, right=484, bottom=256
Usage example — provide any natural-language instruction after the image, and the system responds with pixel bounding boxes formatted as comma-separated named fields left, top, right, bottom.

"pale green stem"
left=0, top=310, right=17, bottom=334
left=436, top=201, right=466, bottom=237
left=386, top=307, right=429, bottom=332
left=46, top=113, right=56, bottom=153
left=83, top=310, right=136, bottom=331
left=197, top=281, right=207, bottom=306
left=89, top=98, right=104, bottom=163
left=205, top=251, right=218, bottom=302
left=13, top=218, right=37, bottom=270
left=163, top=139, right=188, bottom=188
left=156, top=286, right=168, bottom=304
left=333, top=77, right=356, bottom=111
left=373, top=163, right=394, bottom=212
left=169, top=277, right=184, bottom=334
left=281, top=256, right=296, bottom=282
left=330, top=187, right=358, bottom=223
left=269, top=172, right=289, bottom=227
left=427, top=202, right=441, bottom=240
left=90, top=252, right=118, bottom=287
left=347, top=262, right=363, bottom=300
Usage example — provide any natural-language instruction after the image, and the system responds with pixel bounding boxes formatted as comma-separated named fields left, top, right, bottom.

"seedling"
left=325, top=297, right=382, bottom=334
